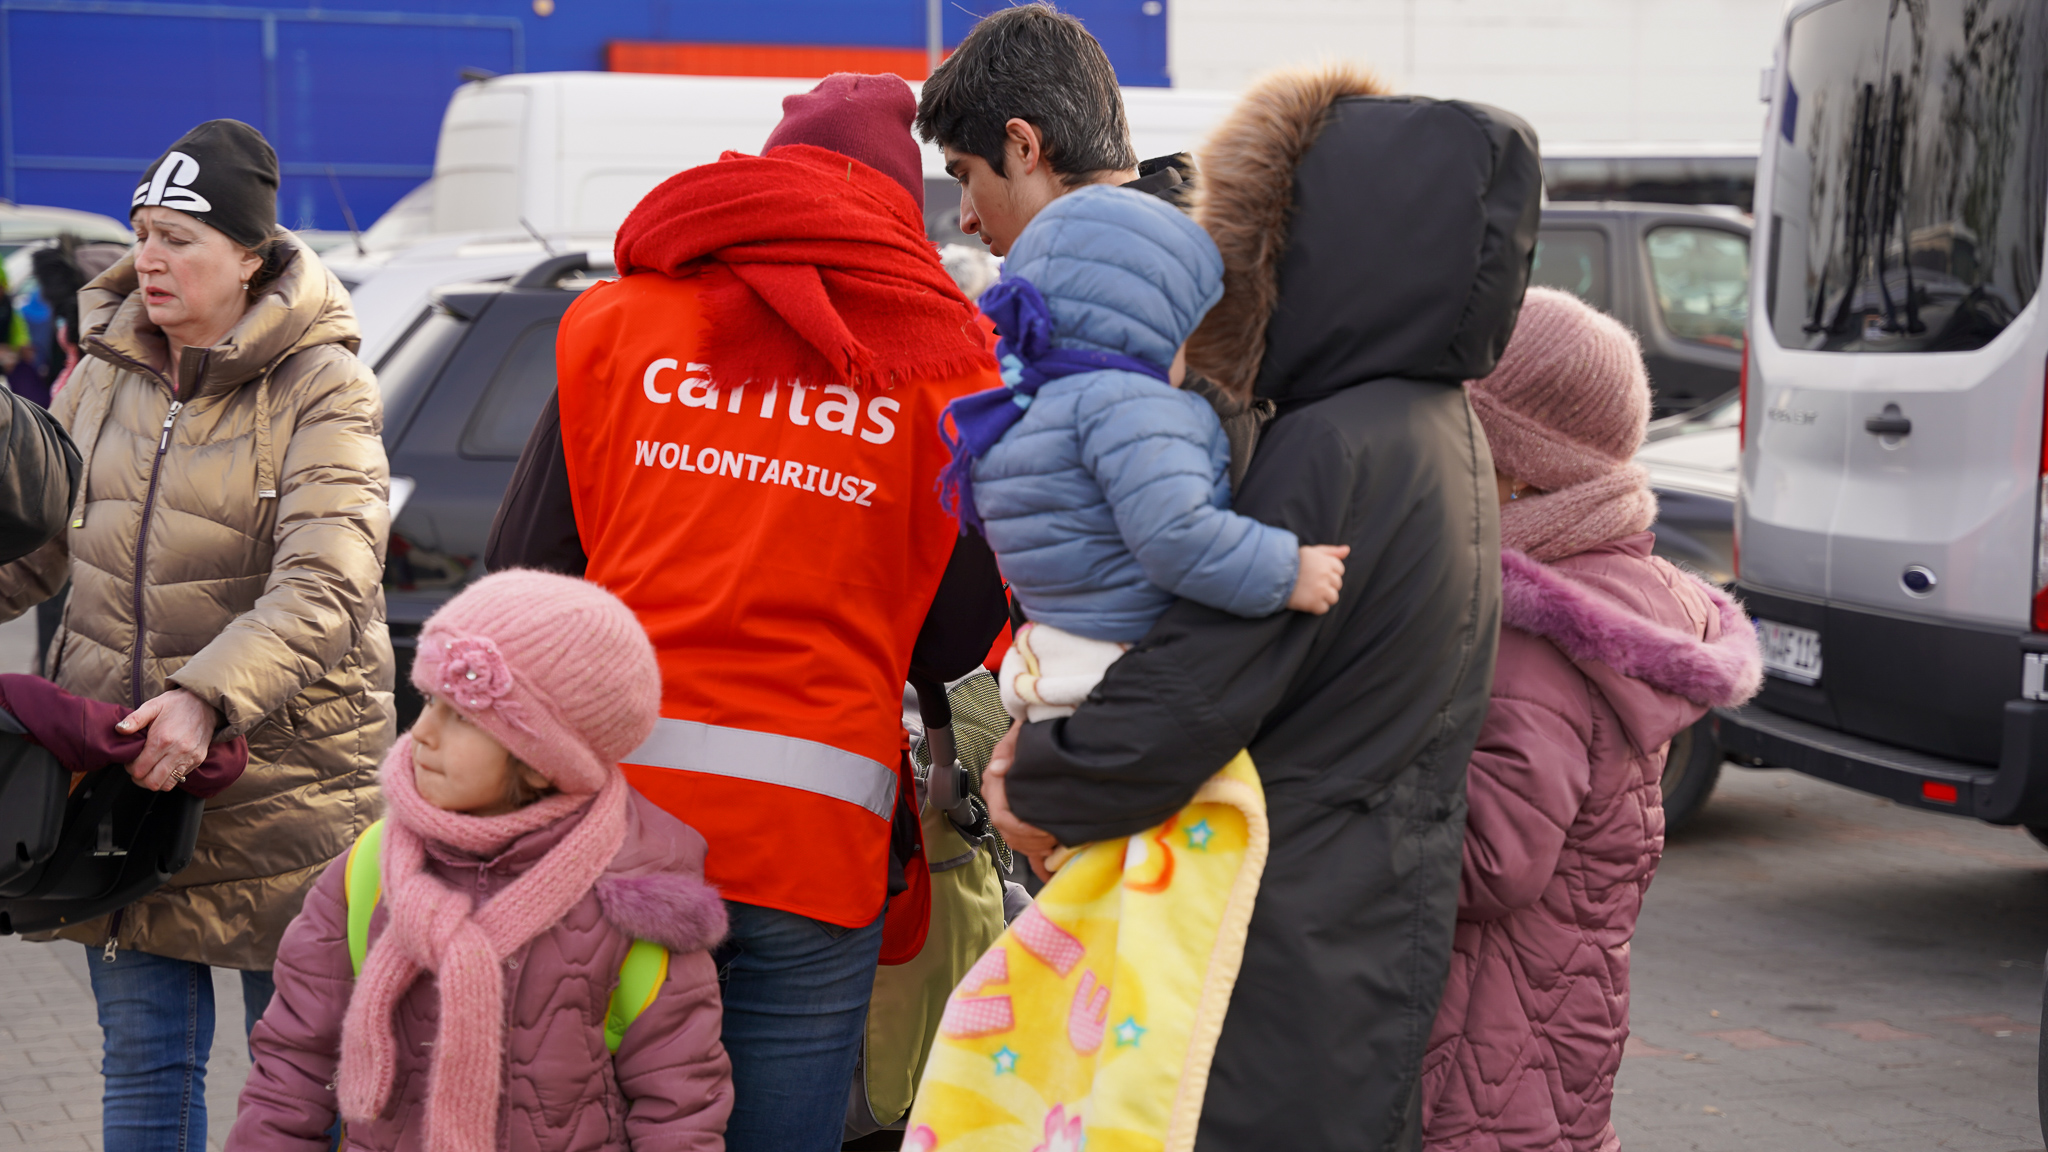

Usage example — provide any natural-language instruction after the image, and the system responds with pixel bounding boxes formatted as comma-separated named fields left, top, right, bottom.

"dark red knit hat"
left=763, top=73, right=924, bottom=210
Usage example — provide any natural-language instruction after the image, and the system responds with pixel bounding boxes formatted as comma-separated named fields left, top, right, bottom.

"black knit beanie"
left=131, top=119, right=279, bottom=249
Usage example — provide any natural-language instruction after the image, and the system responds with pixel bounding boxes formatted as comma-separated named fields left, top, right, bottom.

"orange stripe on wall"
left=608, top=41, right=943, bottom=80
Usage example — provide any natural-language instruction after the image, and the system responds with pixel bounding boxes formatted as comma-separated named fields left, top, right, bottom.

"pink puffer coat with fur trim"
left=228, top=791, right=732, bottom=1152
left=1422, top=533, right=1760, bottom=1152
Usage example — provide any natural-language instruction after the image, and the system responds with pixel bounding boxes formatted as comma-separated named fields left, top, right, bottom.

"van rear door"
left=1747, top=0, right=2048, bottom=759
left=1762, top=0, right=2048, bottom=629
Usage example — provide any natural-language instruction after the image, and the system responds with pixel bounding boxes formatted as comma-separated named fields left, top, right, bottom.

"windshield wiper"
left=1809, top=82, right=1881, bottom=337
left=1873, top=72, right=1925, bottom=334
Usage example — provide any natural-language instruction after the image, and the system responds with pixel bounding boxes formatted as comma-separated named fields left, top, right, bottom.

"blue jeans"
left=714, top=900, right=884, bottom=1152
left=85, top=946, right=276, bottom=1152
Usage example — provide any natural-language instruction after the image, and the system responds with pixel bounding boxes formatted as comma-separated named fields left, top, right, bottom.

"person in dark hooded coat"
left=982, top=64, right=1542, bottom=1150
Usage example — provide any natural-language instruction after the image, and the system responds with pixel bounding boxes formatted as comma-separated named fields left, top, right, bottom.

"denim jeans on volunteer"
left=85, top=946, right=276, bottom=1152
left=715, top=899, right=886, bottom=1152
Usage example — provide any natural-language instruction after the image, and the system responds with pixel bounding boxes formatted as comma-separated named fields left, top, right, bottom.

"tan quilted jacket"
left=0, top=233, right=392, bottom=969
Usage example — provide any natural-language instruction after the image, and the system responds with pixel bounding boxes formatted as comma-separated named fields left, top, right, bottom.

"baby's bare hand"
left=1287, top=544, right=1350, bottom=615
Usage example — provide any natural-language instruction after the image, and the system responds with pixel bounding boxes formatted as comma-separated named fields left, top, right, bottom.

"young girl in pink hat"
left=1422, top=288, right=1762, bottom=1152
left=227, top=570, right=733, bottom=1152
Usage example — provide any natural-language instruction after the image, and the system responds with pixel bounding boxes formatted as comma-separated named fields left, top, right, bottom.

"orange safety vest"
left=557, top=270, right=999, bottom=928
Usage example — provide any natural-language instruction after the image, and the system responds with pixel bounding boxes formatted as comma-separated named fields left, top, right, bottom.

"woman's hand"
left=118, top=688, right=221, bottom=792
left=983, top=719, right=1060, bottom=868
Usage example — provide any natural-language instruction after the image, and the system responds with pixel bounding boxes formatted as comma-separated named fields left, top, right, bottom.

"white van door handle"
left=1865, top=405, right=1912, bottom=436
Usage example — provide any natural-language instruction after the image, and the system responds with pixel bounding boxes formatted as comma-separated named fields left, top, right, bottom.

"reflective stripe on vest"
left=624, top=717, right=899, bottom=820
left=339, top=819, right=666, bottom=1054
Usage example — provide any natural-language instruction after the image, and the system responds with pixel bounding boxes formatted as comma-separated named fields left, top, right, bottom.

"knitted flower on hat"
left=410, top=569, right=661, bottom=795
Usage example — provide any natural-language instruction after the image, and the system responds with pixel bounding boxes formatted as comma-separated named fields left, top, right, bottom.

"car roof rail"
left=512, top=249, right=615, bottom=291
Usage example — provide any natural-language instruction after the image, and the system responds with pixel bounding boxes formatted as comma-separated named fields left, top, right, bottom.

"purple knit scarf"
left=937, top=276, right=1170, bottom=534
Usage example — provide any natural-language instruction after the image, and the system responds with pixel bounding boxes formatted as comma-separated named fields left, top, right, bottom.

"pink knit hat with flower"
left=342, top=572, right=665, bottom=1152
left=410, top=569, right=660, bottom=794
left=1468, top=287, right=1651, bottom=490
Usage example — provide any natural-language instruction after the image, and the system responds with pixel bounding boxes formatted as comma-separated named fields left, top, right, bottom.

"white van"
left=1717, top=0, right=2048, bottom=833
left=360, top=72, right=1236, bottom=248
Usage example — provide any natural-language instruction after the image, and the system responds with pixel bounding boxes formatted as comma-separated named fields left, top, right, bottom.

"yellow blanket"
left=904, top=752, right=1267, bottom=1152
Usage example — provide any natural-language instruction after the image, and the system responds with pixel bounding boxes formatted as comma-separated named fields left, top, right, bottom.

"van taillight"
left=1738, top=343, right=1749, bottom=452
left=2036, top=357, right=2048, bottom=629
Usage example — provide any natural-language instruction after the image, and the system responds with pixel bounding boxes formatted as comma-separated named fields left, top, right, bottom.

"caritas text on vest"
left=634, top=359, right=897, bottom=508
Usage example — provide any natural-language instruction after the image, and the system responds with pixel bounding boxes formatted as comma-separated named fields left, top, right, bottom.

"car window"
left=1766, top=0, right=2048, bottom=352
left=1530, top=228, right=1610, bottom=309
left=460, top=319, right=560, bottom=460
left=374, top=306, right=466, bottom=425
left=1647, top=226, right=1748, bottom=351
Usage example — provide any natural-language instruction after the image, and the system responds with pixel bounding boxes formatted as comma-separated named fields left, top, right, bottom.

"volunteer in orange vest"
left=485, top=75, right=1008, bottom=1152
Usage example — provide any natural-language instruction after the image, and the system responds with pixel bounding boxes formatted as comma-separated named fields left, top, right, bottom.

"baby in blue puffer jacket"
left=938, top=185, right=1347, bottom=721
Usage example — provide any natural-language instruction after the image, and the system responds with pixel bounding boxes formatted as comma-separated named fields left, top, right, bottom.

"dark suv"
left=1532, top=202, right=1749, bottom=419
left=374, top=250, right=603, bottom=725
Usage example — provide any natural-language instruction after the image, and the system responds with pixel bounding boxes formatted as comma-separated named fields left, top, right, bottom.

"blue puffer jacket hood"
left=997, top=184, right=1224, bottom=369
left=970, top=185, right=1297, bottom=644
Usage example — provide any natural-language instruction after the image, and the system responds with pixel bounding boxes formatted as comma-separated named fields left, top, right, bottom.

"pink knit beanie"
left=1468, top=287, right=1651, bottom=491
left=410, top=569, right=660, bottom=795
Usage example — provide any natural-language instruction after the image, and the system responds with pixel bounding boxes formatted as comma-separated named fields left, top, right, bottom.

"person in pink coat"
left=226, top=570, right=734, bottom=1152
left=1422, top=288, right=1763, bottom=1152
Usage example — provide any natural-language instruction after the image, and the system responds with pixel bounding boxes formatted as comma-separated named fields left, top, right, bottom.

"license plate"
left=1756, top=619, right=1823, bottom=684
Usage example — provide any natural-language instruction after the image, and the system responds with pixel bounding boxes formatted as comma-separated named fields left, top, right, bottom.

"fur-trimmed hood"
left=596, top=791, right=729, bottom=953
left=595, top=872, right=728, bottom=954
left=1502, top=534, right=1762, bottom=752
left=1187, top=64, right=1543, bottom=406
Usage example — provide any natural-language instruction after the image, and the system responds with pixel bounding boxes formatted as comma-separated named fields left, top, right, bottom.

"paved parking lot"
left=2, top=606, right=2044, bottom=1151
left=1616, top=766, right=2048, bottom=1151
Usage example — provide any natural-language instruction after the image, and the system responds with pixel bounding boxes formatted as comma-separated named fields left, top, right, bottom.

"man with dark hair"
left=917, top=2, right=1185, bottom=256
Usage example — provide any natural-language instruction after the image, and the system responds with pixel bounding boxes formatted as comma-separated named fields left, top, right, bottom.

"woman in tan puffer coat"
left=0, top=119, right=390, bottom=1151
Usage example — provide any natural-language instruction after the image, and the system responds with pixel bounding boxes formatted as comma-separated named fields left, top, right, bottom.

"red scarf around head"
left=615, top=143, right=994, bottom=390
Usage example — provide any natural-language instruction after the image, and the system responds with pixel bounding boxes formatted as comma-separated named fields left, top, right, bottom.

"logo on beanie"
left=132, top=151, right=213, bottom=213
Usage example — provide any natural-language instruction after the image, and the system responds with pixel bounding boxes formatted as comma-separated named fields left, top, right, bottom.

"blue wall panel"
left=2, top=0, right=1169, bottom=231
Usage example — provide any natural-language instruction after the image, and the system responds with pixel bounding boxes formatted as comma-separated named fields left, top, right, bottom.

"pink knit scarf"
left=337, top=736, right=628, bottom=1151
left=1500, top=463, right=1658, bottom=563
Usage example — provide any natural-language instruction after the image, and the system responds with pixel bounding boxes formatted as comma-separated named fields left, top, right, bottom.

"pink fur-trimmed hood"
left=1501, top=534, right=1761, bottom=749
left=597, top=790, right=729, bottom=954
left=595, top=873, right=728, bottom=954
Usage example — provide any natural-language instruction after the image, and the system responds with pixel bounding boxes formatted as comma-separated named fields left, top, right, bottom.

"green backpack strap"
left=344, top=819, right=386, bottom=977
left=343, top=818, right=669, bottom=1052
left=605, top=938, right=670, bottom=1053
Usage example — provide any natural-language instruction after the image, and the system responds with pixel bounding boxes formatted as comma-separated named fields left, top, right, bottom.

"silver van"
left=1715, top=0, right=2048, bottom=834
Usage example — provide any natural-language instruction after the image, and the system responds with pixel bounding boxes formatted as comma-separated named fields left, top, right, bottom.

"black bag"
left=0, top=748, right=204, bottom=935
left=0, top=731, right=65, bottom=891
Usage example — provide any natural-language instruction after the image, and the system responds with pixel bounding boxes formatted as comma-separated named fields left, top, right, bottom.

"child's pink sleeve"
left=224, top=856, right=354, bottom=1152
left=614, top=949, right=733, bottom=1150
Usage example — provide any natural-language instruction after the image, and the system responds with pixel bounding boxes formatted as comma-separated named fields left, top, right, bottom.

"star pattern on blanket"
left=1185, top=819, right=1214, bottom=850
left=993, top=1046, right=1020, bottom=1075
left=1114, top=1016, right=1147, bottom=1047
